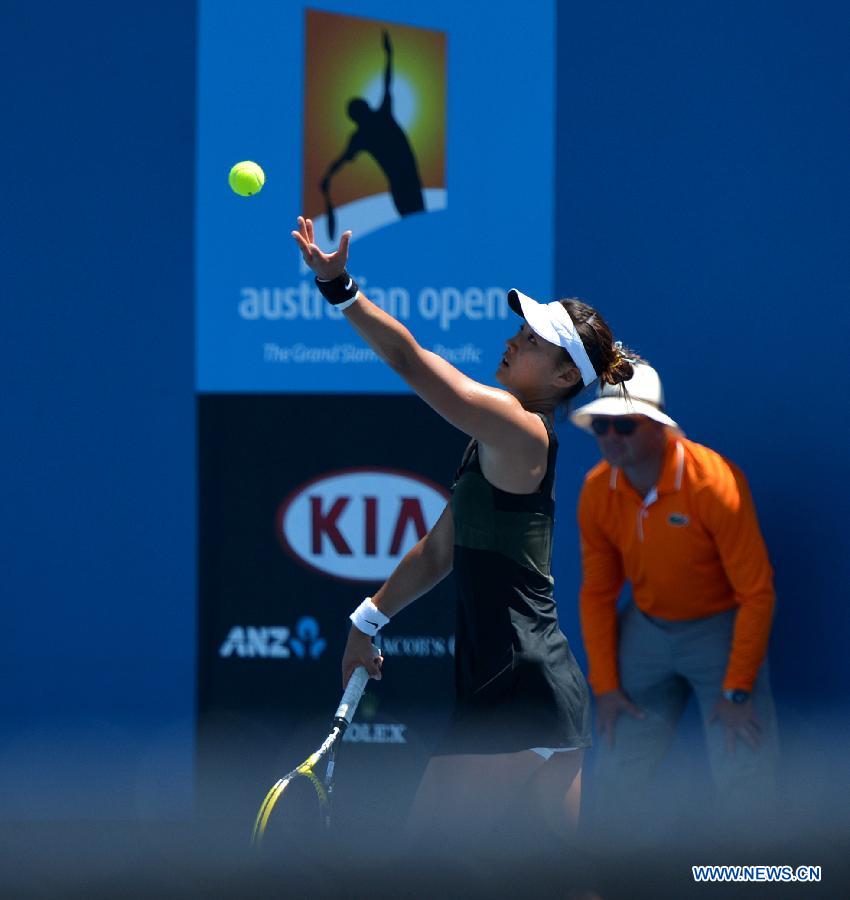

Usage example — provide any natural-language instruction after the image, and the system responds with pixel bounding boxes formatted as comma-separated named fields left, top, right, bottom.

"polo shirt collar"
left=608, top=435, right=685, bottom=497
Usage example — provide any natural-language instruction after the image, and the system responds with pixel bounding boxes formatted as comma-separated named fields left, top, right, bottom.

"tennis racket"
left=251, top=664, right=370, bottom=845
left=322, top=185, right=336, bottom=240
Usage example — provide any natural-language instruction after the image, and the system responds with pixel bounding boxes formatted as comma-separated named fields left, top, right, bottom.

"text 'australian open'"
left=239, top=282, right=510, bottom=331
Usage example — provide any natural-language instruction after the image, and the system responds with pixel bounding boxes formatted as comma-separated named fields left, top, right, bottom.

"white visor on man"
left=508, top=289, right=597, bottom=387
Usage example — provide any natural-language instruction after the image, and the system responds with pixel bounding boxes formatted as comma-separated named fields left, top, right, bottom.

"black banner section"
left=197, top=394, right=468, bottom=840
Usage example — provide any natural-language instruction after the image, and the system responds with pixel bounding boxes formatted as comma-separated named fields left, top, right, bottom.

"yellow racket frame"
left=251, top=665, right=371, bottom=845
left=251, top=733, right=337, bottom=844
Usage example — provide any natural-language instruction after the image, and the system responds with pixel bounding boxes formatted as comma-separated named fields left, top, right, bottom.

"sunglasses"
left=590, top=417, right=641, bottom=436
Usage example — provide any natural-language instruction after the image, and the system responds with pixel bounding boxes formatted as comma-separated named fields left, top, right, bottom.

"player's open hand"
left=292, top=216, right=350, bottom=281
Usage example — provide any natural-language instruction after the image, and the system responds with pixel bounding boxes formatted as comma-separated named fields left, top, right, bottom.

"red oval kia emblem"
left=277, top=468, right=450, bottom=582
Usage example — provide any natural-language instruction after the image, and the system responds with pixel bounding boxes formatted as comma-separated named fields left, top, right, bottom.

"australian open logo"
left=303, top=11, right=447, bottom=246
left=668, top=513, right=690, bottom=527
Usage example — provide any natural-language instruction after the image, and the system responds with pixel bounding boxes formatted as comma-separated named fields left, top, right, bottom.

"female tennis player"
left=291, top=217, right=634, bottom=848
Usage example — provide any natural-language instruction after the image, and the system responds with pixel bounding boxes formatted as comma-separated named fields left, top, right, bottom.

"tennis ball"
left=228, top=160, right=265, bottom=196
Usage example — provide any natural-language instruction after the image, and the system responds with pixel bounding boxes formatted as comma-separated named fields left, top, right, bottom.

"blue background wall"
left=552, top=0, right=850, bottom=710
left=2, top=0, right=848, bottom=822
left=1, top=1, right=196, bottom=817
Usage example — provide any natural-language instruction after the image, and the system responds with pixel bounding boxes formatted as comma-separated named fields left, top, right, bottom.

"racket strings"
left=252, top=726, right=343, bottom=845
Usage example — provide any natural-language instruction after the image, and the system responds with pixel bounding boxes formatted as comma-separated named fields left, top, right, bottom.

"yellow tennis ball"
left=228, top=160, right=265, bottom=197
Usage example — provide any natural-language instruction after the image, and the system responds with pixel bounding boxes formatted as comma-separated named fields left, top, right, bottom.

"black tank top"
left=439, top=415, right=592, bottom=754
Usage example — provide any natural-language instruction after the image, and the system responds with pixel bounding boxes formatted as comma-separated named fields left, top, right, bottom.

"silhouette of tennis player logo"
left=319, top=30, right=425, bottom=238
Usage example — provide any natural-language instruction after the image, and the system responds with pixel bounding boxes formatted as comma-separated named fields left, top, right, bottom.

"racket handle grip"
left=335, top=665, right=369, bottom=725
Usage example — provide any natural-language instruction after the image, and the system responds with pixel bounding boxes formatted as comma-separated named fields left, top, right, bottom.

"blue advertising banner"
left=196, top=0, right=555, bottom=392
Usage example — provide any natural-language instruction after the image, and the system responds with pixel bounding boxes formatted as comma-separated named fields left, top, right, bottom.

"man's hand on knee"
left=709, top=696, right=762, bottom=754
left=595, top=689, right=645, bottom=748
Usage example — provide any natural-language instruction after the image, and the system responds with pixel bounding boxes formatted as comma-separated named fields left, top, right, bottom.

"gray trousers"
left=589, top=603, right=779, bottom=836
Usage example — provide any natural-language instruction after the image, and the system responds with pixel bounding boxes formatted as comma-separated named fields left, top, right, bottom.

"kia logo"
left=277, top=468, right=450, bottom=582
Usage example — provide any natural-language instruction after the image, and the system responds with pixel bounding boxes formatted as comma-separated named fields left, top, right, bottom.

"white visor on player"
left=508, top=289, right=598, bottom=386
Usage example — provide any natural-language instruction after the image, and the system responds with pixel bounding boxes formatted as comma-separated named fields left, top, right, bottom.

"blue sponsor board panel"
left=196, top=0, right=555, bottom=392
left=197, top=394, right=466, bottom=835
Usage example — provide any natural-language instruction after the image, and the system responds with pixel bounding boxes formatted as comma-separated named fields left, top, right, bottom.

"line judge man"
left=569, top=362, right=779, bottom=834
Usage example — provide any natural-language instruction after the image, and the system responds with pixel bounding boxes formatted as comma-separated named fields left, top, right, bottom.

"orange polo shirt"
left=578, top=435, right=775, bottom=696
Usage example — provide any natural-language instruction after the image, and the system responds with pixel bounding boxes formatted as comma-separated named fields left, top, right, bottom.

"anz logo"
left=218, top=616, right=327, bottom=660
left=277, top=468, right=449, bottom=582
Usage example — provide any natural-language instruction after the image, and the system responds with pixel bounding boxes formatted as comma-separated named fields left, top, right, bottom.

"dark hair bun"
left=600, top=351, right=635, bottom=384
left=602, top=347, right=639, bottom=386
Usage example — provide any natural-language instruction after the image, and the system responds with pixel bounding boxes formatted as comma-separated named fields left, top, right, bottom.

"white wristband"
left=349, top=597, right=390, bottom=636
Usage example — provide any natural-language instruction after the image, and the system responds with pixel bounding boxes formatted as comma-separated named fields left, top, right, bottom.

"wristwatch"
left=723, top=689, right=751, bottom=704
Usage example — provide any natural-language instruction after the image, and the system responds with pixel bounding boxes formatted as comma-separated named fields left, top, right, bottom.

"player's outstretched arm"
left=341, top=504, right=454, bottom=688
left=292, top=218, right=544, bottom=455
